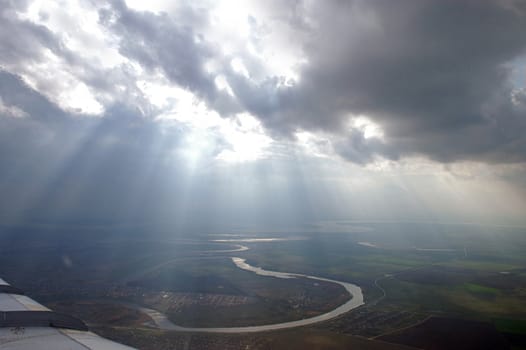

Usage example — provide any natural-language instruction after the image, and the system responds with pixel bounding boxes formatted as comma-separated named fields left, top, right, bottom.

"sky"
left=1, top=0, right=526, bottom=230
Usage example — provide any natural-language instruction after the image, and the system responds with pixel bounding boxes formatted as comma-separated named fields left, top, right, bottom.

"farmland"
left=1, top=222, right=526, bottom=349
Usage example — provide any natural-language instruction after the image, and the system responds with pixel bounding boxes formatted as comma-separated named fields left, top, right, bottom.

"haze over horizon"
left=1, top=0, right=526, bottom=230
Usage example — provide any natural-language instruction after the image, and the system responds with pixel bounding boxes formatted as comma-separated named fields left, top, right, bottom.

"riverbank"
left=132, top=257, right=364, bottom=333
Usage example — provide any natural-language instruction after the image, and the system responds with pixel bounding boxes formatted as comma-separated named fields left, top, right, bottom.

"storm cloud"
left=228, top=0, right=526, bottom=163
left=1, top=0, right=526, bottom=226
left=86, top=0, right=526, bottom=163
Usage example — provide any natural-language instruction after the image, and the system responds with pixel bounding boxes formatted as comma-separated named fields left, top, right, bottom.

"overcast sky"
left=1, top=0, right=526, bottom=230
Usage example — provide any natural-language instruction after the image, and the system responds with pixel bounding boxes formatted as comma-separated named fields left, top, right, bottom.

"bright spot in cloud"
left=154, top=86, right=271, bottom=163
left=137, top=78, right=182, bottom=109
left=214, top=75, right=235, bottom=96
left=350, top=116, right=384, bottom=140
left=62, top=82, right=105, bottom=115
left=231, top=58, right=250, bottom=78
left=217, top=113, right=272, bottom=163
left=19, top=49, right=104, bottom=115
left=295, top=131, right=333, bottom=158
left=22, top=0, right=125, bottom=69
left=211, top=1, right=252, bottom=39
left=123, top=0, right=177, bottom=14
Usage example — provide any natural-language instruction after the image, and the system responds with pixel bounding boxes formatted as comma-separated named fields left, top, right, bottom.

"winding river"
left=136, top=257, right=364, bottom=333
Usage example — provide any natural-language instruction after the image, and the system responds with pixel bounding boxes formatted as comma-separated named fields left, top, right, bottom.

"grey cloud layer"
left=3, top=0, right=526, bottom=226
left=241, top=0, right=526, bottom=163
left=1, top=0, right=526, bottom=167
left=99, top=0, right=242, bottom=115
left=93, top=0, right=526, bottom=163
left=294, top=0, right=526, bottom=163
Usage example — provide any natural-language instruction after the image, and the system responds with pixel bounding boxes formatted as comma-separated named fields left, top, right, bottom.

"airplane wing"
left=0, top=277, right=136, bottom=349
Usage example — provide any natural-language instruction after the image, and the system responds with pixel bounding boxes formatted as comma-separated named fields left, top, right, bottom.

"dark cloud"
left=231, top=0, right=526, bottom=163
left=94, top=0, right=526, bottom=164
left=333, top=129, right=400, bottom=164
left=2, top=0, right=526, bottom=227
left=99, top=0, right=238, bottom=114
left=1, top=0, right=526, bottom=171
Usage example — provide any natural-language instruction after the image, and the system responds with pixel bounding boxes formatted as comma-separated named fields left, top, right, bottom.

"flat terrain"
left=1, top=222, right=526, bottom=349
left=93, top=327, right=419, bottom=350
left=378, top=316, right=509, bottom=350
